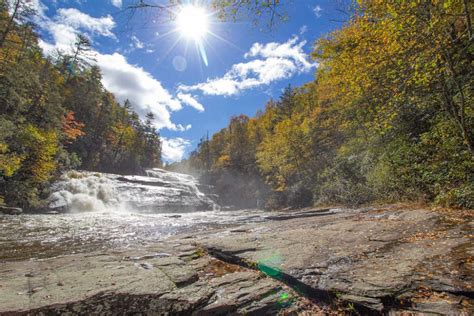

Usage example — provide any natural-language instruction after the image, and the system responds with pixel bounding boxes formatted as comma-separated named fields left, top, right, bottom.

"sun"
left=176, top=5, right=209, bottom=41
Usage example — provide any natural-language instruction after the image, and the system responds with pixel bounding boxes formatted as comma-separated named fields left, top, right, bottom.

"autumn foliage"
left=61, top=112, right=85, bottom=143
left=173, top=0, right=473, bottom=209
left=0, top=1, right=162, bottom=209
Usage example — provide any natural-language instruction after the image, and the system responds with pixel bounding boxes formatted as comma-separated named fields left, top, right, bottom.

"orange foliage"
left=61, top=111, right=85, bottom=143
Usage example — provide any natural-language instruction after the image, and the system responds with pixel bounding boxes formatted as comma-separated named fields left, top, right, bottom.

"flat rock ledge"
left=0, top=244, right=322, bottom=315
left=195, top=206, right=474, bottom=314
left=0, top=206, right=472, bottom=315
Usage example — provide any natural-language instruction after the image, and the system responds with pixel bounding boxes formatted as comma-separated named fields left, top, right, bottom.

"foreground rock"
left=195, top=206, right=474, bottom=314
left=0, top=243, right=323, bottom=315
left=0, top=205, right=472, bottom=315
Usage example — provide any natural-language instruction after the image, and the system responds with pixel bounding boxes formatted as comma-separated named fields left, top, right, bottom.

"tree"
left=180, top=1, right=473, bottom=209
left=0, top=0, right=36, bottom=49
left=275, top=84, right=296, bottom=120
left=64, top=34, right=94, bottom=82
left=125, top=0, right=286, bottom=29
left=142, top=111, right=162, bottom=168
left=0, top=7, right=165, bottom=208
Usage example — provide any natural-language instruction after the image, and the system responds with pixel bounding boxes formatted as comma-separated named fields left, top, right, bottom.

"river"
left=0, top=169, right=268, bottom=261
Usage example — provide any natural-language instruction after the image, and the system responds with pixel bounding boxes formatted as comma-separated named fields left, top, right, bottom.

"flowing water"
left=0, top=169, right=268, bottom=261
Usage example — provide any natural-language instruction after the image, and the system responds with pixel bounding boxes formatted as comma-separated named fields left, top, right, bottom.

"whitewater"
left=0, top=169, right=268, bottom=261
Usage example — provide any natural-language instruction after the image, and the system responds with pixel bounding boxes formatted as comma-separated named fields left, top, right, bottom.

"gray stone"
left=0, top=243, right=309, bottom=315
left=1, top=206, right=472, bottom=315
left=0, top=206, right=22, bottom=215
left=195, top=207, right=474, bottom=314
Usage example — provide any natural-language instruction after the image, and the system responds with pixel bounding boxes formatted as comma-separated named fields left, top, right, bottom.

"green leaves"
left=184, top=0, right=473, bottom=210
left=0, top=5, right=163, bottom=208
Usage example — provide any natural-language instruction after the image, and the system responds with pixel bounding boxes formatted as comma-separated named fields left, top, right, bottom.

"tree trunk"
left=0, top=0, right=21, bottom=49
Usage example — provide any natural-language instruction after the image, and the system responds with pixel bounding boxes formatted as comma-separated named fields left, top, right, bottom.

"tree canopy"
left=0, top=1, right=162, bottom=209
left=172, top=0, right=473, bottom=209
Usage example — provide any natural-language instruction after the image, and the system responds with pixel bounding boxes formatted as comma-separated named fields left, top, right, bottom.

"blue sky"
left=32, top=0, right=346, bottom=161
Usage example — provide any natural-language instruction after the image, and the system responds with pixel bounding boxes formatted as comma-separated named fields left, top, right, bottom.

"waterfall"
left=48, top=169, right=219, bottom=213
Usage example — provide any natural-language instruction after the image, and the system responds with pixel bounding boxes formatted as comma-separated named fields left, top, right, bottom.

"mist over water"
left=48, top=169, right=219, bottom=213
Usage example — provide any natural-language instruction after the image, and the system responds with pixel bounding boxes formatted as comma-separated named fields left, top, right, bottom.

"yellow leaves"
left=215, top=154, right=231, bottom=169
left=0, top=143, right=22, bottom=177
left=255, top=117, right=311, bottom=190
left=314, top=0, right=460, bottom=136
left=19, top=125, right=59, bottom=183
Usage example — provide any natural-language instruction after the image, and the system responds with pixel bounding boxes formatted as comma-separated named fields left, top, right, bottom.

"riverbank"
left=1, top=205, right=472, bottom=314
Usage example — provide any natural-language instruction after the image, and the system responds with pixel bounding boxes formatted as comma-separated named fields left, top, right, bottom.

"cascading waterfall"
left=48, top=169, right=219, bottom=213
left=2, top=169, right=272, bottom=262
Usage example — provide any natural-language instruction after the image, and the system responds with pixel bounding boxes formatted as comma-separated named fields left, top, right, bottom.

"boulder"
left=0, top=206, right=22, bottom=215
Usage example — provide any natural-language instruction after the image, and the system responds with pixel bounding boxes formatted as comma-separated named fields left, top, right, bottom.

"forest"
left=0, top=1, right=162, bottom=209
left=170, top=1, right=474, bottom=209
left=1, top=0, right=473, bottom=211
left=0, top=2, right=472, bottom=314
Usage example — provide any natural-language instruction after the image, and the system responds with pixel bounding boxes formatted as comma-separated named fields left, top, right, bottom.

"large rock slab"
left=195, top=206, right=474, bottom=314
left=1, top=205, right=472, bottom=315
left=0, top=242, right=323, bottom=315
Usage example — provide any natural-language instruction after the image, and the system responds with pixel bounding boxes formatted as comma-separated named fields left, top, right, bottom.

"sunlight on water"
left=0, top=209, right=268, bottom=261
left=0, top=169, right=274, bottom=261
left=0, top=168, right=269, bottom=261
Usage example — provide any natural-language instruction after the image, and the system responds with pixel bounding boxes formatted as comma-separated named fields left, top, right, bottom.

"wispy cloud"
left=110, top=0, right=122, bottom=8
left=313, top=5, right=323, bottom=18
left=56, top=8, right=115, bottom=38
left=299, top=25, right=308, bottom=35
left=179, top=36, right=316, bottom=97
left=131, top=35, right=144, bottom=49
left=38, top=7, right=116, bottom=53
left=8, top=0, right=47, bottom=19
left=36, top=3, right=197, bottom=135
left=177, top=93, right=205, bottom=112
left=161, top=137, right=191, bottom=162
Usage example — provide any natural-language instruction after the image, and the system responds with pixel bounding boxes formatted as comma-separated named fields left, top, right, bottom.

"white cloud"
left=313, top=5, right=323, bottom=18
left=131, top=35, right=144, bottom=49
left=38, top=6, right=116, bottom=54
left=244, top=36, right=314, bottom=70
left=183, top=77, right=239, bottom=96
left=161, top=138, right=191, bottom=162
left=39, top=22, right=77, bottom=53
left=177, top=93, right=205, bottom=112
left=299, top=25, right=308, bottom=35
left=8, top=0, right=46, bottom=19
left=56, top=8, right=116, bottom=38
left=37, top=5, right=193, bottom=132
left=179, top=36, right=316, bottom=96
left=174, top=124, right=192, bottom=132
left=97, top=53, right=186, bottom=130
left=111, top=0, right=122, bottom=8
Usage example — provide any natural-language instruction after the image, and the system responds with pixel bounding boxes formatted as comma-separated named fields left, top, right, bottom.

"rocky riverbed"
left=1, top=205, right=472, bottom=315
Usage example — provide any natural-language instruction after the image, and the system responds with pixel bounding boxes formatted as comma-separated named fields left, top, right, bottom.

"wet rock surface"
left=0, top=206, right=472, bottom=315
